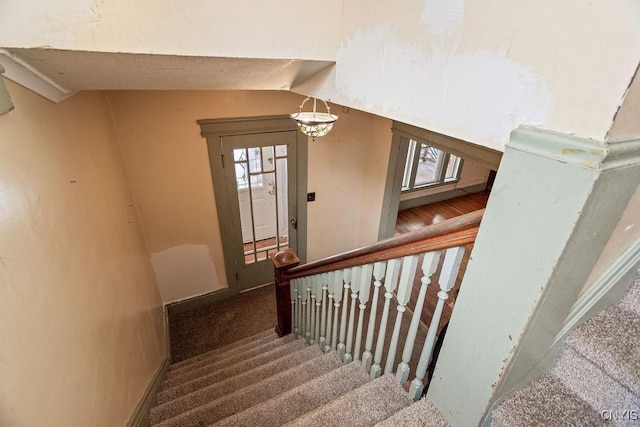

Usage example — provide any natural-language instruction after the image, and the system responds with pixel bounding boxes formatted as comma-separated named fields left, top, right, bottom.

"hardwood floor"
left=395, top=191, right=489, bottom=235
left=395, top=191, right=489, bottom=333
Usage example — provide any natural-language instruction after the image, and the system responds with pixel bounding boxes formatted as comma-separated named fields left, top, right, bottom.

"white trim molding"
left=557, top=237, right=640, bottom=341
left=0, top=49, right=76, bottom=103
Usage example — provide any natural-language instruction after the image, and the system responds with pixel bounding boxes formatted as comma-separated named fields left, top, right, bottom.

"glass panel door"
left=233, top=145, right=289, bottom=264
left=222, top=131, right=297, bottom=291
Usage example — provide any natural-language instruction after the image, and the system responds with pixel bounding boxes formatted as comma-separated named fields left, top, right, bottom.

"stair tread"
left=284, top=372, right=413, bottom=427
left=552, top=346, right=640, bottom=414
left=167, top=331, right=280, bottom=378
left=156, top=339, right=307, bottom=404
left=491, top=373, right=606, bottom=427
left=150, top=344, right=324, bottom=424
left=154, top=351, right=345, bottom=427
left=566, top=305, right=640, bottom=394
left=162, top=334, right=296, bottom=389
left=376, top=397, right=450, bottom=427
left=168, top=329, right=276, bottom=371
left=214, top=359, right=370, bottom=427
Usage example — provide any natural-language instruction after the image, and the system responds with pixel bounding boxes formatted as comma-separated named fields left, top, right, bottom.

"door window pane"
left=262, top=146, right=275, bottom=172
left=237, top=145, right=289, bottom=265
left=248, top=147, right=262, bottom=173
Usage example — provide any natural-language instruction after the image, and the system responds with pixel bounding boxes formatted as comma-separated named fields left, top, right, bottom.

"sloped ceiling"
left=0, top=48, right=334, bottom=102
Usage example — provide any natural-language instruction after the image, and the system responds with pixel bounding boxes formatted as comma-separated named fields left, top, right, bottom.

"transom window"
left=401, top=140, right=462, bottom=192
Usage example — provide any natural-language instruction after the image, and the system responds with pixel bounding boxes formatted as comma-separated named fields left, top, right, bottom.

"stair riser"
left=154, top=352, right=345, bottom=426
left=150, top=345, right=323, bottom=424
left=553, top=346, right=640, bottom=416
left=167, top=331, right=277, bottom=376
left=161, top=335, right=295, bottom=389
left=156, top=340, right=307, bottom=404
left=168, top=329, right=275, bottom=371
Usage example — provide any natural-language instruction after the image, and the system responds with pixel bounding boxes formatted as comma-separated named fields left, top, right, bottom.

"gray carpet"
left=151, top=270, right=640, bottom=425
left=150, top=329, right=448, bottom=426
left=492, top=271, right=640, bottom=426
left=169, top=284, right=277, bottom=362
left=377, top=396, right=451, bottom=426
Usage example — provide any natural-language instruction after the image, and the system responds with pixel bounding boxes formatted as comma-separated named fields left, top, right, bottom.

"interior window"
left=401, top=139, right=462, bottom=192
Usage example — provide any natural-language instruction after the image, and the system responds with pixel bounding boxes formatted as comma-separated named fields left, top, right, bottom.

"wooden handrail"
left=270, top=209, right=484, bottom=337
left=286, top=209, right=484, bottom=279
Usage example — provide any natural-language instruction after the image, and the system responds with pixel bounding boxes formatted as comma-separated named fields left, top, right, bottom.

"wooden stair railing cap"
left=270, top=247, right=300, bottom=270
left=281, top=208, right=484, bottom=279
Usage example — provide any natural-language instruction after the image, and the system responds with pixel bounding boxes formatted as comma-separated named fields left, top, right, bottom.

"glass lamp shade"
left=290, top=98, right=338, bottom=140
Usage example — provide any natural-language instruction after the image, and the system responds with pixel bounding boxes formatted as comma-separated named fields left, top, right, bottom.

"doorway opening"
left=199, top=115, right=308, bottom=295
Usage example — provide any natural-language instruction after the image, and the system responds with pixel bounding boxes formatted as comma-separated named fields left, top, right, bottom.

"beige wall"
left=307, top=109, right=392, bottom=260
left=107, top=91, right=391, bottom=302
left=0, top=0, right=343, bottom=61
left=294, top=0, right=640, bottom=151
left=0, top=80, right=165, bottom=426
left=582, top=183, right=640, bottom=293
left=607, top=67, right=640, bottom=142
left=2, top=1, right=638, bottom=152
left=357, top=116, right=394, bottom=247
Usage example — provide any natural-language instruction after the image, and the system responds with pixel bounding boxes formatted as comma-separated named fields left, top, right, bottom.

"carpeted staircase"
left=491, top=275, right=640, bottom=426
left=151, top=274, right=639, bottom=426
left=149, top=330, right=449, bottom=426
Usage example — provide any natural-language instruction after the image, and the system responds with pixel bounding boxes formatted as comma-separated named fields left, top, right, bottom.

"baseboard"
left=399, top=183, right=487, bottom=211
left=481, top=237, right=640, bottom=426
left=164, top=305, right=171, bottom=363
left=556, top=236, right=640, bottom=341
left=126, top=357, right=170, bottom=427
left=166, top=288, right=231, bottom=315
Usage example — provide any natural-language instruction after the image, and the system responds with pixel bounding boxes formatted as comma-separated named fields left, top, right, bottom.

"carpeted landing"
left=149, top=330, right=450, bottom=426
left=491, top=274, right=640, bottom=427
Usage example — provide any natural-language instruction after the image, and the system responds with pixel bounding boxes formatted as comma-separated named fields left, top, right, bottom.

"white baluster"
left=396, top=251, right=441, bottom=385
left=314, top=275, right=322, bottom=345
left=325, top=271, right=335, bottom=352
left=299, top=278, right=308, bottom=343
left=362, top=262, right=386, bottom=372
left=354, top=263, right=373, bottom=362
left=319, top=272, right=329, bottom=349
left=409, top=246, right=466, bottom=400
left=337, top=268, right=352, bottom=361
left=331, top=271, right=343, bottom=351
left=344, top=266, right=362, bottom=363
left=371, top=258, right=401, bottom=379
left=298, top=279, right=304, bottom=339
left=385, top=255, right=419, bottom=374
left=310, top=276, right=317, bottom=345
left=306, top=278, right=312, bottom=344
left=291, top=278, right=299, bottom=338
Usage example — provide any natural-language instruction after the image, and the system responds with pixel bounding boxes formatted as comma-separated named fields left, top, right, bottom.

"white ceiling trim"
left=0, top=49, right=76, bottom=103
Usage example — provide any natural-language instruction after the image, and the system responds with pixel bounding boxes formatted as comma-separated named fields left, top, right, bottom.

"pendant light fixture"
left=290, top=97, right=338, bottom=140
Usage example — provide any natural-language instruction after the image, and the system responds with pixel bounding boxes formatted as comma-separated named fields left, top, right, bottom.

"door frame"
left=198, top=115, right=308, bottom=296
left=378, top=121, right=503, bottom=239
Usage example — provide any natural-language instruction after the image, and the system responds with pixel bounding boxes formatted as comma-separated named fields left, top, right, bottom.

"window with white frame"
left=401, top=140, right=462, bottom=192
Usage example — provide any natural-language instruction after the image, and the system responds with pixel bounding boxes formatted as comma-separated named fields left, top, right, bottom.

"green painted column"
left=427, top=127, right=640, bottom=426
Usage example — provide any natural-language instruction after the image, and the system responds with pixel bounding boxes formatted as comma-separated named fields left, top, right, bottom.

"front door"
left=221, top=131, right=298, bottom=291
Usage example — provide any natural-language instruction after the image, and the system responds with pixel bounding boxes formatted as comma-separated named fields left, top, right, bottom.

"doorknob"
left=290, top=218, right=297, bottom=229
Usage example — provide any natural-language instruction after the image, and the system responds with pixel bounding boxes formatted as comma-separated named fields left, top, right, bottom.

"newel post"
left=271, top=248, right=300, bottom=337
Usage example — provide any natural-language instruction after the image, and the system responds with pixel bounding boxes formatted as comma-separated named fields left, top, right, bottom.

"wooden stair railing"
left=271, top=209, right=483, bottom=334
left=270, top=208, right=484, bottom=399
